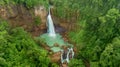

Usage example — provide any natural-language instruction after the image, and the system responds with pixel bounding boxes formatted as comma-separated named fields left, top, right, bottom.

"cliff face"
left=0, top=4, right=73, bottom=36
left=0, top=5, right=16, bottom=19
left=0, top=5, right=48, bottom=36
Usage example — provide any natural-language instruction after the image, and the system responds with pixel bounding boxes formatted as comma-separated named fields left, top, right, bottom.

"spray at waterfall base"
left=39, top=7, right=74, bottom=63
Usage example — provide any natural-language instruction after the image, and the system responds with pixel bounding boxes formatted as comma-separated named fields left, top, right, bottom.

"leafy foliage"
left=0, top=20, right=50, bottom=67
left=0, top=0, right=120, bottom=66
left=51, top=0, right=80, bottom=20
left=65, top=0, right=120, bottom=66
left=68, top=59, right=85, bottom=67
left=79, top=8, right=120, bottom=61
left=100, top=37, right=120, bottom=67
left=34, top=16, right=41, bottom=26
left=0, top=0, right=48, bottom=8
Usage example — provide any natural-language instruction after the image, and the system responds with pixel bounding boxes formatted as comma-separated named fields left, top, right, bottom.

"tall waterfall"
left=47, top=7, right=56, bottom=37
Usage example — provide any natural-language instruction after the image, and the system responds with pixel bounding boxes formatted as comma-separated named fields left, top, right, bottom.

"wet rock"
left=55, top=24, right=66, bottom=33
left=54, top=43, right=60, bottom=47
left=61, top=63, right=68, bottom=67
left=42, top=24, right=66, bottom=34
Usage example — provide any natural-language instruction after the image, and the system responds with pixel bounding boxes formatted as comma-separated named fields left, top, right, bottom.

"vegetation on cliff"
left=0, top=20, right=51, bottom=67
left=0, top=0, right=48, bottom=8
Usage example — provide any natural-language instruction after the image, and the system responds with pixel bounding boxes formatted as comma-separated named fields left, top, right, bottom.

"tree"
left=67, top=0, right=120, bottom=66
left=0, top=20, right=50, bottom=67
left=100, top=37, right=120, bottom=67
left=68, top=59, right=85, bottom=67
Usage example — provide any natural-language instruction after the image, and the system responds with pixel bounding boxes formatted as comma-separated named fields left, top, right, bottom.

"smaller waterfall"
left=47, top=7, right=56, bottom=37
left=61, top=47, right=74, bottom=63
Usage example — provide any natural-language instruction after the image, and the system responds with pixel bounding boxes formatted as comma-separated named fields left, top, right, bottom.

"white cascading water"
left=47, top=7, right=56, bottom=37
left=61, top=48, right=74, bottom=63
left=46, top=6, right=74, bottom=64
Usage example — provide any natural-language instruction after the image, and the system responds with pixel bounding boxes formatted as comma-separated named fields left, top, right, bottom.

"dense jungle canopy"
left=0, top=0, right=120, bottom=67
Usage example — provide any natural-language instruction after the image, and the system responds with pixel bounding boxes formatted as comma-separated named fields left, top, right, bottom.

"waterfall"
left=61, top=47, right=74, bottom=63
left=47, top=7, right=56, bottom=37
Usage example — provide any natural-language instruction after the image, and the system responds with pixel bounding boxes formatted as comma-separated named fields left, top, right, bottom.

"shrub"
left=0, top=20, right=50, bottom=67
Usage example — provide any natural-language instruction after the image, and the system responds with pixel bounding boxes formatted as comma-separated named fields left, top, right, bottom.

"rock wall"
left=0, top=5, right=17, bottom=19
left=34, top=5, right=47, bottom=23
left=0, top=5, right=48, bottom=36
left=0, top=4, right=75, bottom=36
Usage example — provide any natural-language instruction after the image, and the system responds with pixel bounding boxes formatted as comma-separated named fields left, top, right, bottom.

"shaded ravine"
left=39, top=6, right=75, bottom=67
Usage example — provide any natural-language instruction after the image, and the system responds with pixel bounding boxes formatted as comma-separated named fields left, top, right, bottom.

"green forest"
left=0, top=0, right=120, bottom=67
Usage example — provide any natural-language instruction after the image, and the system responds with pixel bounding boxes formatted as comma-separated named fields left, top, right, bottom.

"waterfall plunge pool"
left=38, top=33, right=73, bottom=52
